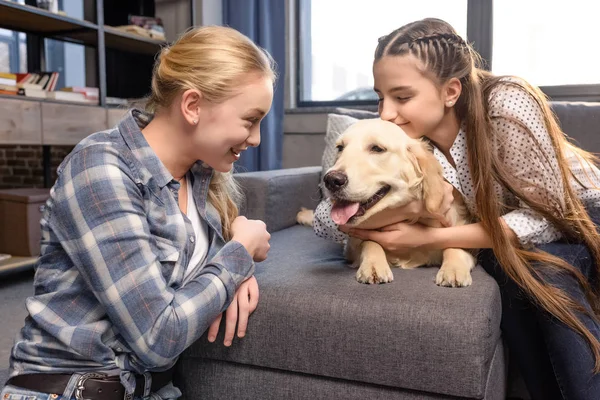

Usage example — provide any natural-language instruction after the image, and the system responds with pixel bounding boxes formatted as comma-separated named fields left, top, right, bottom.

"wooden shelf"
left=0, top=96, right=127, bottom=145
left=0, top=0, right=98, bottom=46
left=0, top=0, right=166, bottom=55
left=0, top=93, right=101, bottom=108
left=104, top=26, right=165, bottom=55
left=0, top=255, right=37, bottom=276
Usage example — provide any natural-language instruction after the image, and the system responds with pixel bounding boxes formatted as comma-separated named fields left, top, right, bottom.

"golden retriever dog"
left=299, top=119, right=476, bottom=286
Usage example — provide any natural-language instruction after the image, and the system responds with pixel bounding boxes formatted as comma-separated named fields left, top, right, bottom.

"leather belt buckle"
left=74, top=372, right=130, bottom=400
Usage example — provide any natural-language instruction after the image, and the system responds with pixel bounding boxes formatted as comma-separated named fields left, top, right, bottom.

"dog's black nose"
left=324, top=171, right=348, bottom=192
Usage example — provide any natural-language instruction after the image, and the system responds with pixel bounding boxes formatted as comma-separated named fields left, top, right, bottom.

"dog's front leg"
left=436, top=248, right=476, bottom=287
left=356, top=240, right=394, bottom=284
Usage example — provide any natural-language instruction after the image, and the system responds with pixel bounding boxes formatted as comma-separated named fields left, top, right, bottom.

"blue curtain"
left=223, top=0, right=286, bottom=172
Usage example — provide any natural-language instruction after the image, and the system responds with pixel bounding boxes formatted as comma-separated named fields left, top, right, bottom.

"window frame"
left=294, top=0, right=600, bottom=108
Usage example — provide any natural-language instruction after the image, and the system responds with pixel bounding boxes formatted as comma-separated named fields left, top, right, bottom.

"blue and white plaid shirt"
left=8, top=109, right=255, bottom=388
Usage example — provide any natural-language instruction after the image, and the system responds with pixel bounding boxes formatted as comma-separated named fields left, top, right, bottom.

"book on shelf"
left=12, top=72, right=60, bottom=99
left=2, top=72, right=102, bottom=105
left=48, top=90, right=99, bottom=105
left=61, top=86, right=99, bottom=100
left=114, top=25, right=166, bottom=41
left=0, top=73, right=17, bottom=86
left=17, top=72, right=59, bottom=91
left=49, top=86, right=99, bottom=104
left=114, top=15, right=166, bottom=41
left=0, top=73, right=18, bottom=95
left=17, top=87, right=47, bottom=99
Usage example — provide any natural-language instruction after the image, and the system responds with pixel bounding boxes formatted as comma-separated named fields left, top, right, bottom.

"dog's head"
left=323, top=118, right=445, bottom=226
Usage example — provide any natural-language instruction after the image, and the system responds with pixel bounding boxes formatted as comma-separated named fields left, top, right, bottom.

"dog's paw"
left=296, top=207, right=314, bottom=226
left=356, top=261, right=394, bottom=284
left=435, top=264, right=472, bottom=288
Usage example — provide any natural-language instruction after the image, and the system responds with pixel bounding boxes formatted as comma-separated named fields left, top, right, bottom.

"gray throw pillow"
left=321, top=114, right=358, bottom=183
left=332, top=107, right=379, bottom=120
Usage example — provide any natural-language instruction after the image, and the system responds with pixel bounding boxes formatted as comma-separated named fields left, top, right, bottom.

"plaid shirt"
left=9, top=109, right=254, bottom=384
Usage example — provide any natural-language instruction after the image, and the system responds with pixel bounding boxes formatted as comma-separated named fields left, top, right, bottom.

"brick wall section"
left=0, top=145, right=74, bottom=189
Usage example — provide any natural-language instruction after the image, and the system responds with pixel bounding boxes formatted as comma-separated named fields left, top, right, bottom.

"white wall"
left=283, top=112, right=328, bottom=169
left=156, top=0, right=191, bottom=42
left=156, top=0, right=222, bottom=43
left=197, top=0, right=222, bottom=26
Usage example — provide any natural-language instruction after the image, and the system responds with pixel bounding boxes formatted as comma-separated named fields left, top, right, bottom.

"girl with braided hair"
left=314, top=18, right=600, bottom=399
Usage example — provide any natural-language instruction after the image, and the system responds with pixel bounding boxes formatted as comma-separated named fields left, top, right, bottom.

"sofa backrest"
left=551, top=101, right=600, bottom=154
left=336, top=102, right=600, bottom=153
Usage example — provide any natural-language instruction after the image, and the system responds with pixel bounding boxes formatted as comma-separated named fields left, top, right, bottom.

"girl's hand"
left=344, top=222, right=437, bottom=257
left=207, top=276, right=259, bottom=346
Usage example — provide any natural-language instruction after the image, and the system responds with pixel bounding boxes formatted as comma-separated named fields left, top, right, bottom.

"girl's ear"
left=444, top=77, right=462, bottom=107
left=180, top=89, right=203, bottom=126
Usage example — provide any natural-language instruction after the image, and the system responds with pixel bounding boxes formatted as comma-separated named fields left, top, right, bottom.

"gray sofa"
left=176, top=101, right=600, bottom=399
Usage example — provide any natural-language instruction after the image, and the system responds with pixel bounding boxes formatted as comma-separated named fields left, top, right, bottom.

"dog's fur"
left=298, top=119, right=476, bottom=286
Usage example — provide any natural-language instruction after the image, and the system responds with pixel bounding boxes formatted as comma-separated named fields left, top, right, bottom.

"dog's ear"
left=407, top=140, right=446, bottom=215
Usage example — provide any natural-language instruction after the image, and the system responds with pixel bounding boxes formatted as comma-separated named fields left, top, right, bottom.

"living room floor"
left=0, top=269, right=34, bottom=385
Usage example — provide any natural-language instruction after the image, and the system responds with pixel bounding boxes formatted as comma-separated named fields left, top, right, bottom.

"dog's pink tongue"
left=331, top=202, right=360, bottom=225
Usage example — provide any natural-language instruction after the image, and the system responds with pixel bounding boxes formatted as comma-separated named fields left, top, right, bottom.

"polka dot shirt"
left=313, top=80, right=600, bottom=247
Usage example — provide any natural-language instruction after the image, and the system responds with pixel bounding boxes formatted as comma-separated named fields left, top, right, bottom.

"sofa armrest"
left=235, top=166, right=322, bottom=233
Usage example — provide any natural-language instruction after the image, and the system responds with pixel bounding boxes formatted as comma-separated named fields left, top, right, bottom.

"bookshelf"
left=0, top=0, right=181, bottom=105
left=104, top=26, right=166, bottom=54
left=0, top=0, right=193, bottom=274
left=0, top=0, right=98, bottom=43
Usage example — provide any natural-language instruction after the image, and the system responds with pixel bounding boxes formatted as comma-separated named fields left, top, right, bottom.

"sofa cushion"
left=181, top=225, right=503, bottom=399
left=235, top=167, right=322, bottom=233
left=550, top=101, right=600, bottom=153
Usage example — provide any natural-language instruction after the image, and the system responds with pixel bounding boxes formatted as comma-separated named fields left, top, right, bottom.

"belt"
left=7, top=368, right=174, bottom=400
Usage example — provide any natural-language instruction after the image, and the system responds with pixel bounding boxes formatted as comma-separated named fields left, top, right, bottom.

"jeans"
left=479, top=210, right=600, bottom=400
left=1, top=385, right=65, bottom=400
left=1, top=377, right=182, bottom=400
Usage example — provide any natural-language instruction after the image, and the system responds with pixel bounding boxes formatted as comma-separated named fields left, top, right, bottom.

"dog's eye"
left=336, top=145, right=344, bottom=152
left=370, top=144, right=386, bottom=153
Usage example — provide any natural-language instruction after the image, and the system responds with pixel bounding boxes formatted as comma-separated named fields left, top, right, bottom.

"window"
left=44, top=0, right=86, bottom=89
left=297, top=0, right=468, bottom=105
left=0, top=0, right=85, bottom=86
left=0, top=29, right=27, bottom=73
left=0, top=1, right=26, bottom=73
left=295, top=0, right=600, bottom=107
left=492, top=0, right=600, bottom=87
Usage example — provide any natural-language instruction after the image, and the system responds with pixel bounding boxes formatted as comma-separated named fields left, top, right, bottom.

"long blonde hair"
left=376, top=18, right=600, bottom=371
left=146, top=26, right=276, bottom=240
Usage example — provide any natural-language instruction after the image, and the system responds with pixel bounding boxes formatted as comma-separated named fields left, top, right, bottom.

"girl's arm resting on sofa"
left=346, top=218, right=518, bottom=254
left=429, top=219, right=517, bottom=249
